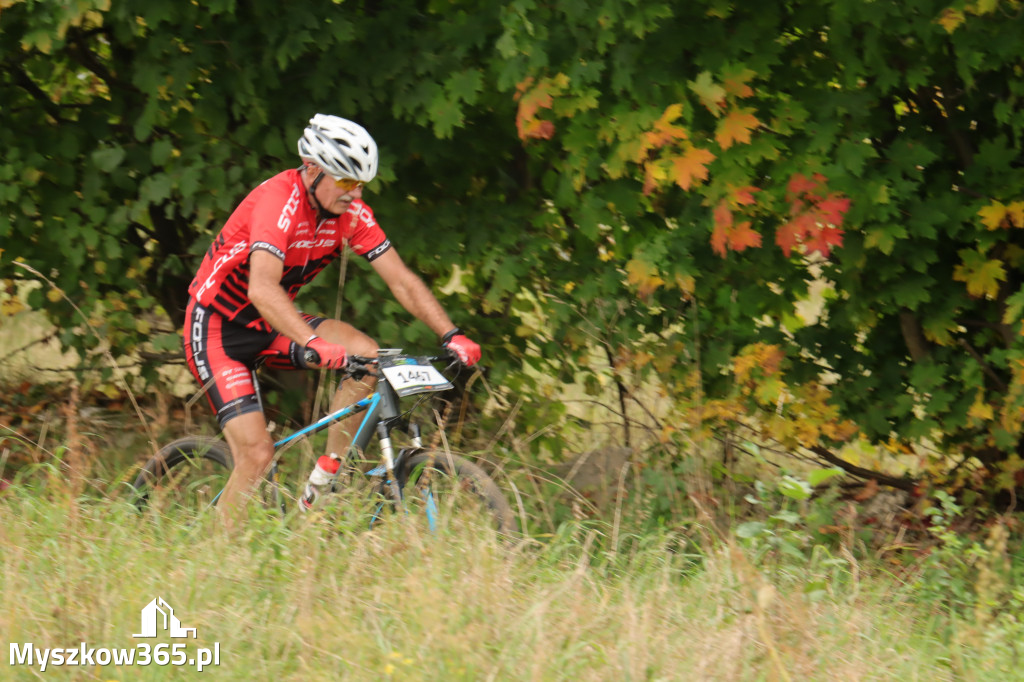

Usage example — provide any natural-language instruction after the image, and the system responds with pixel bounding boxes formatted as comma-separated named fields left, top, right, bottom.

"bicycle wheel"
left=395, top=450, right=517, bottom=535
left=130, top=437, right=233, bottom=517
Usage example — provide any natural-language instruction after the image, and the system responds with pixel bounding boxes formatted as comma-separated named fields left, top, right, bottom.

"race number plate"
left=381, top=362, right=453, bottom=397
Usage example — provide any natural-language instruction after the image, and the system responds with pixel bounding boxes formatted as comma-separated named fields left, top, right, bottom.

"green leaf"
left=807, top=467, right=844, bottom=487
left=445, top=69, right=484, bottom=105
left=151, top=138, right=174, bottom=166
left=778, top=475, right=812, bottom=500
left=92, top=146, right=126, bottom=173
left=771, top=510, right=801, bottom=525
left=953, top=249, right=1006, bottom=300
left=688, top=71, right=726, bottom=112
left=428, top=93, right=464, bottom=139
left=736, top=521, right=767, bottom=539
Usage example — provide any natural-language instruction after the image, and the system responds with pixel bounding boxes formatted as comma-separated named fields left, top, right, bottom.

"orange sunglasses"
left=332, top=176, right=364, bottom=191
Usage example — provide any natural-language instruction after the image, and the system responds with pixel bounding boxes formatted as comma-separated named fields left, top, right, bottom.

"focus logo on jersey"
left=364, top=239, right=391, bottom=261
left=187, top=169, right=392, bottom=326
left=277, top=185, right=302, bottom=234
left=194, top=240, right=248, bottom=301
left=292, top=238, right=338, bottom=250
left=350, top=202, right=377, bottom=229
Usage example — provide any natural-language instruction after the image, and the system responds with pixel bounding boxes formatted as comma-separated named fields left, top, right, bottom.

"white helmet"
left=297, top=114, right=378, bottom=183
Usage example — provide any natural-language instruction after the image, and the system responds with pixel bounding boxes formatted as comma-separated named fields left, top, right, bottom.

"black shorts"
left=183, top=299, right=326, bottom=427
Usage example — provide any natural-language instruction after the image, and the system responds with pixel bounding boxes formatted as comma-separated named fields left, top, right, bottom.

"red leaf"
left=711, top=223, right=729, bottom=257
left=786, top=173, right=820, bottom=197
left=711, top=201, right=733, bottom=256
left=817, top=195, right=851, bottom=225
left=777, top=212, right=845, bottom=258
left=803, top=224, right=845, bottom=257
left=778, top=173, right=851, bottom=257
left=713, top=200, right=733, bottom=228
left=776, top=213, right=817, bottom=257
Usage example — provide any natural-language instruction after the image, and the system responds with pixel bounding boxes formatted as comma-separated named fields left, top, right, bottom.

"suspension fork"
left=357, top=380, right=408, bottom=502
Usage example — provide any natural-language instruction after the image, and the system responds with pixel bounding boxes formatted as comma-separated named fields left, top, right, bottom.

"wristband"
left=441, top=328, right=462, bottom=344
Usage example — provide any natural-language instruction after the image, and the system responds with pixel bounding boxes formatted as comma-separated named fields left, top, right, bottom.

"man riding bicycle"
left=183, top=114, right=480, bottom=519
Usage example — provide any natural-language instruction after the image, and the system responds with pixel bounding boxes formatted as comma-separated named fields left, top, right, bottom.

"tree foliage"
left=3, top=0, right=1024, bottom=498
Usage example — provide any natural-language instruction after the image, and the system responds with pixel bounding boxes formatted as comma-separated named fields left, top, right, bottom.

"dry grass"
left=0, top=477, right=1005, bottom=682
left=1, top=302, right=1019, bottom=681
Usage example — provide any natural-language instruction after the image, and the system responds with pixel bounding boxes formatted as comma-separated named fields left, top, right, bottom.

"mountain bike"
left=130, top=349, right=517, bottom=535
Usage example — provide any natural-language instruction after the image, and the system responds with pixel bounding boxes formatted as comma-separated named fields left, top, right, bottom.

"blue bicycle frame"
left=255, top=351, right=447, bottom=526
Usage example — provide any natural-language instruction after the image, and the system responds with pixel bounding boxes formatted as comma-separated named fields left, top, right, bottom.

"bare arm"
left=248, top=250, right=319, bottom=345
left=370, top=248, right=456, bottom=336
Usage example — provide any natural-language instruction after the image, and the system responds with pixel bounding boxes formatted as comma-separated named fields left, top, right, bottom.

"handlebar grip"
left=302, top=347, right=321, bottom=367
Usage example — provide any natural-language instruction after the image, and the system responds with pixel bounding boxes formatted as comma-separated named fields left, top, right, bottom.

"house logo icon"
left=132, top=597, right=197, bottom=639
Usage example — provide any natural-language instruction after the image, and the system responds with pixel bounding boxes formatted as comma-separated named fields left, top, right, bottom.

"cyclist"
left=183, top=114, right=480, bottom=520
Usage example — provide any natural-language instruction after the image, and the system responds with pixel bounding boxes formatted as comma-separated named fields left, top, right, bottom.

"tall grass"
left=1, top=467, right=1018, bottom=682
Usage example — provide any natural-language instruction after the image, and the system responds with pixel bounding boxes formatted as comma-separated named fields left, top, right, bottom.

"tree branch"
left=914, top=85, right=975, bottom=170
left=958, top=338, right=1009, bottom=392
left=64, top=26, right=132, bottom=93
left=604, top=345, right=631, bottom=446
left=8, top=66, right=64, bottom=122
left=808, top=445, right=919, bottom=493
left=898, top=309, right=931, bottom=362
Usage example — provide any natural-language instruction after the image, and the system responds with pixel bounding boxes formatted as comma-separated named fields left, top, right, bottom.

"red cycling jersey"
left=187, top=168, right=391, bottom=330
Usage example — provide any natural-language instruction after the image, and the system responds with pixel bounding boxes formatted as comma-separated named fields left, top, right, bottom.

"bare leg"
left=313, top=320, right=378, bottom=462
left=219, top=411, right=276, bottom=524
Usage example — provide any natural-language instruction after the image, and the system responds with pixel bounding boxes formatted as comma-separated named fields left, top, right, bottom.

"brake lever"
left=343, top=355, right=377, bottom=382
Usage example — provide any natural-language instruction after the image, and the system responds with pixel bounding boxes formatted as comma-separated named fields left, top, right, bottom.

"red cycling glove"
left=442, top=328, right=481, bottom=367
left=303, top=335, right=348, bottom=369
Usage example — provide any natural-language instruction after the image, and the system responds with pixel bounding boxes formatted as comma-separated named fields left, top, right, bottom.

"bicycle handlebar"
left=342, top=351, right=456, bottom=381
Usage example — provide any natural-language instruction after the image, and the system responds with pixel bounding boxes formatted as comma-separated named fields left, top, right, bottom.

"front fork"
left=363, top=421, right=423, bottom=528
left=377, top=422, right=422, bottom=503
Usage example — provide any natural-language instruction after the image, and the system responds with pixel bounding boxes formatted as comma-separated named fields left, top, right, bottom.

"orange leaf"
left=625, top=258, right=666, bottom=298
left=520, top=119, right=555, bottom=140
left=713, top=221, right=762, bottom=257
left=514, top=76, right=562, bottom=141
left=712, top=200, right=762, bottom=256
left=729, top=221, right=762, bottom=252
left=641, top=103, right=688, bottom=156
left=670, top=146, right=715, bottom=190
left=715, top=108, right=760, bottom=150
left=937, top=8, right=965, bottom=33
left=722, top=67, right=756, bottom=99
left=730, top=185, right=760, bottom=207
